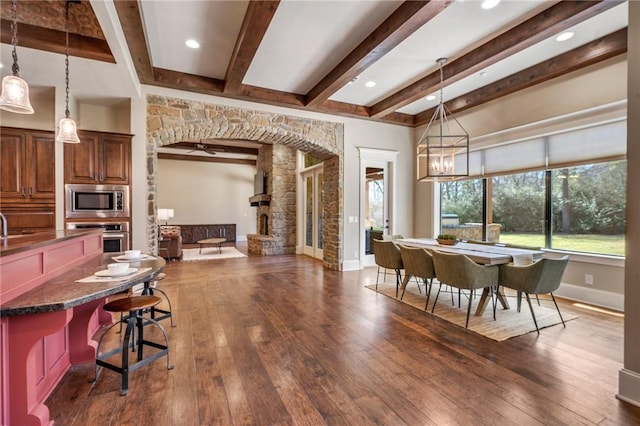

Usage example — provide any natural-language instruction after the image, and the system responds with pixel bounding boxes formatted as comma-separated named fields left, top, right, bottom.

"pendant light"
left=0, top=0, right=34, bottom=114
left=416, top=58, right=469, bottom=181
left=56, top=1, right=80, bottom=144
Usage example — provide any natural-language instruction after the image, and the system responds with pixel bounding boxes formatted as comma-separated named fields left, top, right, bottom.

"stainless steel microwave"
left=65, top=184, right=130, bottom=219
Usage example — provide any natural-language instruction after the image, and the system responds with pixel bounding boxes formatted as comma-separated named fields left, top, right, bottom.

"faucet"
left=0, top=212, right=7, bottom=239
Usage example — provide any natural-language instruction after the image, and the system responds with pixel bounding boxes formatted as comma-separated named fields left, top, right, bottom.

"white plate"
left=114, top=254, right=147, bottom=261
left=94, top=267, right=138, bottom=277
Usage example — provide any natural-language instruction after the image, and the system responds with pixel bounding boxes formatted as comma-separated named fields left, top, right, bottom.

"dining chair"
left=398, top=245, right=436, bottom=307
left=372, top=239, right=404, bottom=297
left=498, top=255, right=569, bottom=334
left=430, top=250, right=499, bottom=328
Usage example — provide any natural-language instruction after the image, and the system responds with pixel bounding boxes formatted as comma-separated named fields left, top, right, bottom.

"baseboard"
left=342, top=259, right=361, bottom=271
left=555, top=282, right=624, bottom=312
left=618, top=369, right=640, bottom=408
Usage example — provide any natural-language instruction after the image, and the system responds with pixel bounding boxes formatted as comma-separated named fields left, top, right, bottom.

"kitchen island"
left=0, top=230, right=165, bottom=426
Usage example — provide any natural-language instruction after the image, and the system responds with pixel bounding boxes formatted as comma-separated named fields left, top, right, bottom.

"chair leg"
left=395, top=269, right=401, bottom=298
left=400, top=274, right=411, bottom=299
left=550, top=293, right=566, bottom=327
left=525, top=293, right=540, bottom=334
left=465, top=295, right=473, bottom=328
left=376, top=266, right=381, bottom=289
left=423, top=278, right=433, bottom=311
left=431, top=283, right=443, bottom=313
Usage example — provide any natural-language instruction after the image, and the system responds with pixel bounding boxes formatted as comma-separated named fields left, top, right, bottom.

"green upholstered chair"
left=398, top=245, right=436, bottom=309
left=372, top=239, right=403, bottom=297
left=498, top=255, right=569, bottom=334
left=430, top=249, right=499, bottom=328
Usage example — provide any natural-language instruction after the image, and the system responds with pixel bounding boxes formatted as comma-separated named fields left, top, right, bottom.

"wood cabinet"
left=1, top=127, right=55, bottom=203
left=0, top=127, right=56, bottom=233
left=179, top=224, right=236, bottom=244
left=64, top=130, right=131, bottom=185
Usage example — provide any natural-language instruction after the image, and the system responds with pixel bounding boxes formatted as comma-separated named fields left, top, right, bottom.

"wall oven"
left=67, top=222, right=130, bottom=253
left=65, top=184, right=130, bottom=219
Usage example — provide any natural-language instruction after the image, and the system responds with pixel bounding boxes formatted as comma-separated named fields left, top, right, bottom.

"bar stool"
left=95, top=295, right=174, bottom=396
left=141, top=273, right=175, bottom=328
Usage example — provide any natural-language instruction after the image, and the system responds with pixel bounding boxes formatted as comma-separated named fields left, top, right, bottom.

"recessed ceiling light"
left=365, top=81, right=377, bottom=88
left=555, top=31, right=574, bottom=42
left=481, top=0, right=501, bottom=9
left=479, top=71, right=488, bottom=77
left=425, top=94, right=436, bottom=101
left=185, top=39, right=200, bottom=49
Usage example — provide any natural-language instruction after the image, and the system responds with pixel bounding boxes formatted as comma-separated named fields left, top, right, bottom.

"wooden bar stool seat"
left=95, top=295, right=174, bottom=396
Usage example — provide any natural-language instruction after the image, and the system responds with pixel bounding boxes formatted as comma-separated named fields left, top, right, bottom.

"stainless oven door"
left=103, top=233, right=130, bottom=253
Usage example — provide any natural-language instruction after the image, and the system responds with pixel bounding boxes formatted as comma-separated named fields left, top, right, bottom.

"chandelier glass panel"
left=416, top=58, right=469, bottom=181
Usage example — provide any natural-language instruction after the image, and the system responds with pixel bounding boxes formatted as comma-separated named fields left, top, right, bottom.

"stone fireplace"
left=247, top=144, right=297, bottom=255
left=146, top=95, right=345, bottom=270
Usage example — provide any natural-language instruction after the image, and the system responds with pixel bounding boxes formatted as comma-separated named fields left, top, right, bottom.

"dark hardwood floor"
left=46, top=248, right=640, bottom=425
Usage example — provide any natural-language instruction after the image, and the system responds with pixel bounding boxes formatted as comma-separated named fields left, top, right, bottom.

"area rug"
left=366, top=282, right=577, bottom=341
left=181, top=247, right=247, bottom=262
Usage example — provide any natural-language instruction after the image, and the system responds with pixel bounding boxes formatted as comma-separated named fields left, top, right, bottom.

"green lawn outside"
left=499, top=233, right=625, bottom=256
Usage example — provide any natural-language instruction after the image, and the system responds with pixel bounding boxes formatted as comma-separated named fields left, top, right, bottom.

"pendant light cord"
left=64, top=1, right=71, bottom=119
left=10, top=0, right=20, bottom=77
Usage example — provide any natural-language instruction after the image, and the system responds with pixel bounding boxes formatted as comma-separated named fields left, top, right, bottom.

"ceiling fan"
left=187, top=143, right=218, bottom=156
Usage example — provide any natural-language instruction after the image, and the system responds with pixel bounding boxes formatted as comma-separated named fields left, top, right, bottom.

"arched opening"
left=145, top=95, right=344, bottom=270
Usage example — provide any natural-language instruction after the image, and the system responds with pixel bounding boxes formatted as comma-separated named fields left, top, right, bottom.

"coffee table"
left=197, top=237, right=226, bottom=254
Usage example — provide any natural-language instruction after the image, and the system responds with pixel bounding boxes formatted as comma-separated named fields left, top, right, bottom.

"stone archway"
left=146, top=95, right=344, bottom=270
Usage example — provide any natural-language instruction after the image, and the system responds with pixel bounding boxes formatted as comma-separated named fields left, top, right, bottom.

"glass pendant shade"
left=56, top=117, right=80, bottom=144
left=0, top=75, right=34, bottom=114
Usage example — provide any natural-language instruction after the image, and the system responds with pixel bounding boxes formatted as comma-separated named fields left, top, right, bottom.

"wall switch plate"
left=585, top=274, right=594, bottom=285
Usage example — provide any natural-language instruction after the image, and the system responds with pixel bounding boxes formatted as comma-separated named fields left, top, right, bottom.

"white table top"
left=395, top=238, right=544, bottom=265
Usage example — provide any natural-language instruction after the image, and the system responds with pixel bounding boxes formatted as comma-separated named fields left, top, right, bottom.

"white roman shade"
left=465, top=120, right=626, bottom=178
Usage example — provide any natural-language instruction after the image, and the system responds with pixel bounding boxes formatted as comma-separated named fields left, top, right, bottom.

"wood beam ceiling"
left=304, top=0, right=453, bottom=107
left=369, top=0, right=624, bottom=118
left=415, top=28, right=628, bottom=126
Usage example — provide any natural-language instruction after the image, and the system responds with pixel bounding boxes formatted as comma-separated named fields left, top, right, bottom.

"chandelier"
left=416, top=58, right=469, bottom=181
left=55, top=1, right=80, bottom=143
left=0, top=0, right=34, bottom=114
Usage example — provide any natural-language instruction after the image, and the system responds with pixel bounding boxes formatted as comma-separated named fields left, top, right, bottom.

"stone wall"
left=146, top=95, right=344, bottom=269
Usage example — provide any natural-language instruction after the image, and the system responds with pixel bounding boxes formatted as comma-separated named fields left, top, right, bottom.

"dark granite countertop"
left=0, top=229, right=102, bottom=257
left=1, top=254, right=166, bottom=317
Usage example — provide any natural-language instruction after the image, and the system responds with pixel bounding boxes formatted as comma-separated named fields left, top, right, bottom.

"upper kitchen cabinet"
left=1, top=127, right=55, bottom=204
left=64, top=130, right=132, bottom=185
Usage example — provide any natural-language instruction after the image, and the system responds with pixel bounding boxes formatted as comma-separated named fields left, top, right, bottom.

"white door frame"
left=358, top=148, right=398, bottom=268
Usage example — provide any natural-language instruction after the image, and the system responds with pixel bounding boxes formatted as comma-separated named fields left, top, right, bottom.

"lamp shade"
left=56, top=117, right=80, bottom=143
left=158, top=208, right=174, bottom=222
left=0, top=75, right=34, bottom=114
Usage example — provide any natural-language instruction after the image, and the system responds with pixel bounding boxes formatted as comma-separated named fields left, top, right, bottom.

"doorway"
left=301, top=165, right=324, bottom=260
left=358, top=148, right=398, bottom=267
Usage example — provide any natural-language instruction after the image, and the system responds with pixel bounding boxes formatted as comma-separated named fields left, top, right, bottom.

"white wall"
left=157, top=159, right=256, bottom=239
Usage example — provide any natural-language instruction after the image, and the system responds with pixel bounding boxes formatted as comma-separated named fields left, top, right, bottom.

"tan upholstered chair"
left=372, top=239, right=403, bottom=297
left=498, top=255, right=569, bottom=334
left=430, top=250, right=499, bottom=328
left=398, top=245, right=436, bottom=309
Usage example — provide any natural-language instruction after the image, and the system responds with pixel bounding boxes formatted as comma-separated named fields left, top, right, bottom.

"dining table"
left=395, top=238, right=544, bottom=316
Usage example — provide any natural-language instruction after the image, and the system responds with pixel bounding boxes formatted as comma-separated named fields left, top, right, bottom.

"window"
left=440, top=160, right=626, bottom=256
left=439, top=120, right=627, bottom=257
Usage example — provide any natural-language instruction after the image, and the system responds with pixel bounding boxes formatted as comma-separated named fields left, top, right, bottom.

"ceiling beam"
left=414, top=29, right=628, bottom=126
left=0, top=19, right=114, bottom=63
left=304, top=0, right=452, bottom=107
left=153, top=68, right=225, bottom=94
left=369, top=0, right=624, bottom=118
left=224, top=1, right=281, bottom=94
left=113, top=0, right=154, bottom=83
left=158, top=153, right=256, bottom=166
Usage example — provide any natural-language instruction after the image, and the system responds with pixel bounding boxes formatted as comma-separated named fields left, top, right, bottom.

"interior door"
left=359, top=148, right=397, bottom=268
left=302, top=166, right=324, bottom=259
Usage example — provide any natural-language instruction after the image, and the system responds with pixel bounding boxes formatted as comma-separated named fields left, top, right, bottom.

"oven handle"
left=104, top=233, right=126, bottom=238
